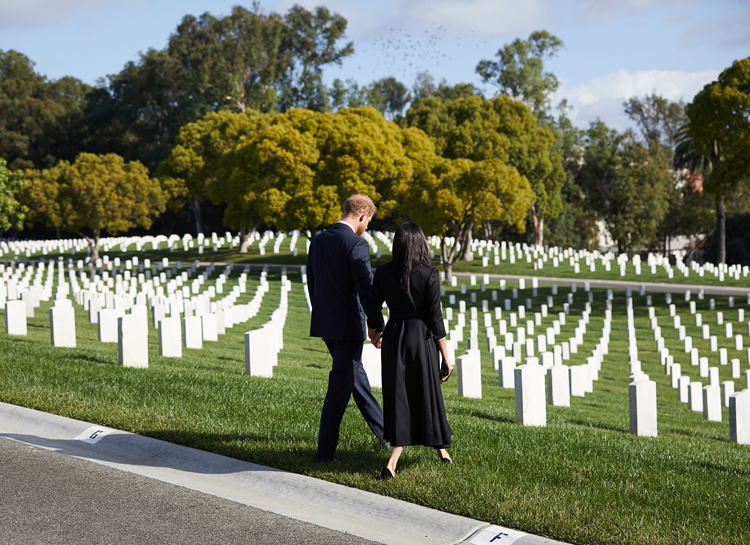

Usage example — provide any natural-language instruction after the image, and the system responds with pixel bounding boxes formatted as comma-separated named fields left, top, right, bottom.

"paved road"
left=0, top=436, right=380, bottom=545
left=450, top=272, right=750, bottom=297
left=0, top=403, right=568, bottom=545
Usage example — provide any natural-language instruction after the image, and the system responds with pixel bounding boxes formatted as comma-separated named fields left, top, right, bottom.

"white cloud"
left=574, top=0, right=668, bottom=19
left=0, top=0, right=138, bottom=30
left=555, top=68, right=719, bottom=130
left=272, top=0, right=547, bottom=39
left=682, top=13, right=750, bottom=49
left=0, top=0, right=93, bottom=28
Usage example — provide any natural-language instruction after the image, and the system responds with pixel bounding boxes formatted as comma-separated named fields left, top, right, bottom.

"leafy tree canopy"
left=0, top=158, right=28, bottom=231
left=22, top=153, right=165, bottom=261
left=577, top=121, right=671, bottom=255
left=687, top=57, right=750, bottom=198
left=405, top=94, right=564, bottom=244
left=0, top=49, right=91, bottom=170
left=623, top=92, right=687, bottom=151
left=476, top=30, right=563, bottom=120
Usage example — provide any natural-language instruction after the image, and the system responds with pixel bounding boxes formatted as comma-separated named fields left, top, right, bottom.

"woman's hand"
left=440, top=359, right=453, bottom=382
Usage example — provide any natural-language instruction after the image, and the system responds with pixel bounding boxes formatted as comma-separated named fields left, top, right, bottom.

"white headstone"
left=703, top=385, right=722, bottom=422
left=729, top=390, right=750, bottom=444
left=688, top=381, right=703, bottom=412
left=547, top=365, right=570, bottom=407
left=98, top=309, right=119, bottom=343
left=457, top=350, right=482, bottom=398
left=183, top=316, right=203, bottom=349
left=514, top=364, right=546, bottom=426
left=89, top=298, right=101, bottom=324
left=49, top=306, right=76, bottom=347
left=118, top=313, right=148, bottom=368
left=361, top=343, right=382, bottom=388
left=492, top=345, right=506, bottom=371
left=158, top=317, right=182, bottom=358
left=569, top=366, right=587, bottom=397
left=5, top=300, right=27, bottom=335
left=629, top=379, right=657, bottom=437
left=245, top=329, right=275, bottom=377
left=721, top=381, right=735, bottom=408
left=499, top=356, right=516, bottom=388
left=202, top=313, right=218, bottom=342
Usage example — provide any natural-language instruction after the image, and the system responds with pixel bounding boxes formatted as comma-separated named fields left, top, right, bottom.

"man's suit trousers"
left=316, top=339, right=386, bottom=461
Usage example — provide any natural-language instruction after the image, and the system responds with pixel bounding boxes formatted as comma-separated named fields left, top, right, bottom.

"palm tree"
left=672, top=126, right=724, bottom=263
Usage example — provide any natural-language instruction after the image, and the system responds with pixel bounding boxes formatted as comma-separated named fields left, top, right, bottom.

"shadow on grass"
left=690, top=460, right=750, bottom=476
left=145, top=430, right=391, bottom=476
left=449, top=407, right=514, bottom=424
left=564, top=419, right=626, bottom=433
left=69, top=353, right=117, bottom=366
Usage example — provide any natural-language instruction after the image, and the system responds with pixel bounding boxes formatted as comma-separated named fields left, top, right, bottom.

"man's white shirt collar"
left=337, top=220, right=356, bottom=234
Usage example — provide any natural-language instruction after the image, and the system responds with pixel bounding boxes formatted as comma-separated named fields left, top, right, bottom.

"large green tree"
left=0, top=49, right=91, bottom=170
left=686, top=57, right=750, bottom=264
left=22, top=153, right=165, bottom=262
left=476, top=30, right=563, bottom=121
left=623, top=93, right=711, bottom=256
left=85, top=4, right=354, bottom=173
left=578, top=122, right=671, bottom=255
left=404, top=94, right=564, bottom=246
left=624, top=93, right=687, bottom=150
left=393, top=134, right=534, bottom=280
left=161, top=105, right=424, bottom=249
left=544, top=104, right=599, bottom=250
left=157, top=109, right=270, bottom=237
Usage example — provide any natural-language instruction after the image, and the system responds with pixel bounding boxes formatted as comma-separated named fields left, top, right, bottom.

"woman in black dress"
left=371, top=221, right=453, bottom=479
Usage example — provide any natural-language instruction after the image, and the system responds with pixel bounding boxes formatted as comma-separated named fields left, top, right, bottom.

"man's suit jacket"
left=307, top=222, right=384, bottom=341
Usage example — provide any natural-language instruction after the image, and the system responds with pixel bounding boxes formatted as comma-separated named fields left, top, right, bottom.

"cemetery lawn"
left=34, top=238, right=750, bottom=289
left=1, top=271, right=749, bottom=545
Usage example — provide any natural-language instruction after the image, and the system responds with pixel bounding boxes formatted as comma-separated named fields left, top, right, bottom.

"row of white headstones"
left=334, top=269, right=750, bottom=445
left=627, top=295, right=750, bottom=444
left=2, top=259, right=290, bottom=378
left=421, top=235, right=748, bottom=282
left=7, top=229, right=750, bottom=285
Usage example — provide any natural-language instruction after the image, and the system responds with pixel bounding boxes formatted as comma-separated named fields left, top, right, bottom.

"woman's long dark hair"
left=391, top=221, right=433, bottom=308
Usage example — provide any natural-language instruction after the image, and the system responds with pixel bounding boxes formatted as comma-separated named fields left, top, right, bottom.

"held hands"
left=368, top=327, right=383, bottom=349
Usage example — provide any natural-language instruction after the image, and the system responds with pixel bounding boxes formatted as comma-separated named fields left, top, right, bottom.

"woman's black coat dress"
left=371, top=262, right=453, bottom=448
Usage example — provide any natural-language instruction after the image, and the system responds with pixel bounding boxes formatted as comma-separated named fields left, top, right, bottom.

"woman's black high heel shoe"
left=441, top=457, right=452, bottom=464
left=380, top=467, right=395, bottom=479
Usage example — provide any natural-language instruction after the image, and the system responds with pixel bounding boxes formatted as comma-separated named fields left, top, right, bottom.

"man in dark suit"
left=307, top=194, right=386, bottom=462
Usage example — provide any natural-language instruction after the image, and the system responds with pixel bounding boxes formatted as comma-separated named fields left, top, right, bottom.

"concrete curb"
left=0, top=402, right=570, bottom=545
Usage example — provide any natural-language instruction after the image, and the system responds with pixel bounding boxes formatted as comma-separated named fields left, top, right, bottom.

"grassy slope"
left=1, top=268, right=749, bottom=544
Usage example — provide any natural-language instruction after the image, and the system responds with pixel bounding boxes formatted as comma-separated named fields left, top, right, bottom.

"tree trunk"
left=483, top=220, right=493, bottom=240
left=462, top=222, right=473, bottom=261
left=189, top=197, right=203, bottom=236
left=239, top=227, right=255, bottom=253
left=441, top=236, right=454, bottom=283
left=532, top=208, right=544, bottom=246
left=717, top=197, right=726, bottom=264
left=83, top=231, right=101, bottom=264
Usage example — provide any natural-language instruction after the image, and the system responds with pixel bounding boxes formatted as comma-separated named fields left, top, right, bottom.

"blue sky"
left=1, top=0, right=748, bottom=131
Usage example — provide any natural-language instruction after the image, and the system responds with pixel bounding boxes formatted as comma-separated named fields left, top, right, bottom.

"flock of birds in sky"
left=353, top=23, right=496, bottom=81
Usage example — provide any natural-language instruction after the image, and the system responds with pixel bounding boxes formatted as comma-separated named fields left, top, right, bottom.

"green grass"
left=1, top=269, right=749, bottom=544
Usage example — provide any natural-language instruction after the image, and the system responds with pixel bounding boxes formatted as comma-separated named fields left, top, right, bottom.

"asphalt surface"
left=451, top=272, right=750, bottom=297
left=0, top=403, right=569, bottom=545
left=0, top=437, right=380, bottom=545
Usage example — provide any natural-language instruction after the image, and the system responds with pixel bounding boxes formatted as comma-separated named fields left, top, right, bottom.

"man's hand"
left=368, top=327, right=382, bottom=349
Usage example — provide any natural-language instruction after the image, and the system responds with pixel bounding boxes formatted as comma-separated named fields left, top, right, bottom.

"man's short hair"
left=343, top=194, right=377, bottom=218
